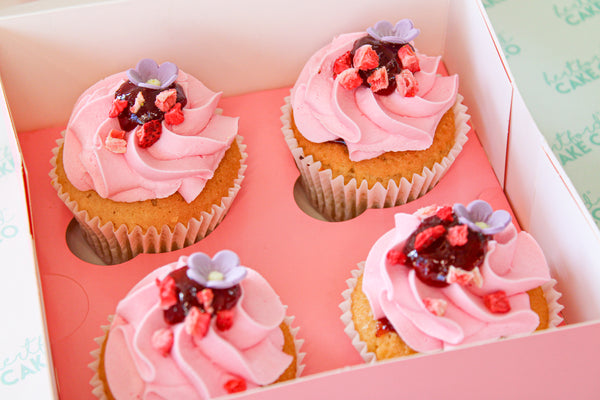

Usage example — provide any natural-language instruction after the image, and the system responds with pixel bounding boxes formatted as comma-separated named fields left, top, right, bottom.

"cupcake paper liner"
left=281, top=94, right=470, bottom=221
left=339, top=261, right=564, bottom=363
left=89, top=311, right=305, bottom=399
left=50, top=135, right=247, bottom=265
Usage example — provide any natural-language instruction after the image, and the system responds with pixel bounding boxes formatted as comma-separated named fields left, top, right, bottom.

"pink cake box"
left=1, top=0, right=599, bottom=399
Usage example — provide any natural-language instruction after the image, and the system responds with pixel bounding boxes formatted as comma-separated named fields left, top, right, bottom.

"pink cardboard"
left=20, top=86, right=522, bottom=399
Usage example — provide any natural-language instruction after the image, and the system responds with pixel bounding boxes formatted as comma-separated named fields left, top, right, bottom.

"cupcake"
left=341, top=200, right=563, bottom=361
left=50, top=59, right=246, bottom=264
left=90, top=250, right=302, bottom=399
left=282, top=20, right=469, bottom=221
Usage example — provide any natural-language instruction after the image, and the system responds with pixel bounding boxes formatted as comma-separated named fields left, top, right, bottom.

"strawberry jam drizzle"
left=114, top=81, right=187, bottom=132
left=375, top=317, right=395, bottom=337
left=163, top=267, right=241, bottom=325
left=402, top=214, right=488, bottom=287
left=350, top=36, right=412, bottom=95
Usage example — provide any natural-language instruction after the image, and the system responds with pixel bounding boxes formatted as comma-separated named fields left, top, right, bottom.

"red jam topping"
left=113, top=80, right=187, bottom=132
left=348, top=36, right=414, bottom=95
left=376, top=317, right=395, bottom=337
left=400, top=213, right=488, bottom=287
left=163, top=267, right=241, bottom=325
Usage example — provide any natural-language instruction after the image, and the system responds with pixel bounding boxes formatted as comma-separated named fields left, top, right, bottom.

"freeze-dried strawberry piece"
left=423, top=297, right=448, bottom=316
left=484, top=290, right=511, bottom=313
left=224, top=377, right=247, bottom=394
left=386, top=249, right=407, bottom=265
left=447, top=224, right=469, bottom=247
left=470, top=267, right=483, bottom=288
left=108, top=128, right=126, bottom=140
left=156, top=275, right=177, bottom=309
left=136, top=120, right=162, bottom=148
left=104, top=129, right=127, bottom=154
left=151, top=328, right=174, bottom=356
left=185, top=307, right=211, bottom=338
left=414, top=205, right=439, bottom=219
left=333, top=51, right=353, bottom=76
left=130, top=91, right=145, bottom=114
left=436, top=206, right=453, bottom=222
left=155, top=89, right=177, bottom=112
left=397, top=45, right=420, bottom=73
left=165, top=102, right=184, bottom=125
left=367, top=67, right=389, bottom=92
left=353, top=44, right=379, bottom=70
left=446, top=266, right=483, bottom=288
left=395, top=69, right=419, bottom=97
left=216, top=309, right=234, bottom=331
left=414, top=225, right=445, bottom=251
left=337, top=68, right=362, bottom=90
left=197, top=288, right=214, bottom=314
left=108, top=99, right=128, bottom=118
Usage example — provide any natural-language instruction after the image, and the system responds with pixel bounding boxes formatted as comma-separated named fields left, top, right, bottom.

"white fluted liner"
left=50, top=135, right=247, bottom=265
left=340, top=262, right=564, bottom=363
left=281, top=94, right=470, bottom=221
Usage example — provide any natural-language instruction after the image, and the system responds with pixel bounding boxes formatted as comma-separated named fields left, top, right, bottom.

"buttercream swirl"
left=291, top=32, right=458, bottom=161
left=63, top=70, right=238, bottom=203
left=104, top=256, right=293, bottom=399
left=362, top=210, right=552, bottom=353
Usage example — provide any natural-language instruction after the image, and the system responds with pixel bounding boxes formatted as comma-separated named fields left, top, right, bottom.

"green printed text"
left=542, top=51, right=600, bottom=94
left=553, top=0, right=600, bottom=25
left=550, top=112, right=600, bottom=165
left=0, top=336, right=47, bottom=386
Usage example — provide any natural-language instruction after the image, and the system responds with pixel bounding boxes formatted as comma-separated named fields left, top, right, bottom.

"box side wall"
left=0, top=77, right=57, bottom=399
left=528, top=147, right=600, bottom=323
left=226, top=322, right=600, bottom=399
left=0, top=0, right=449, bottom=132
left=443, top=0, right=511, bottom=188
left=1, top=0, right=600, bottom=399
left=505, top=69, right=600, bottom=325
left=481, top=0, right=600, bottom=324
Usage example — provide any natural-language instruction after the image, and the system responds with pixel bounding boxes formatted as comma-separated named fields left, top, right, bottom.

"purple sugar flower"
left=367, top=19, right=420, bottom=44
left=126, top=59, right=178, bottom=90
left=453, top=200, right=511, bottom=235
left=186, top=250, right=247, bottom=289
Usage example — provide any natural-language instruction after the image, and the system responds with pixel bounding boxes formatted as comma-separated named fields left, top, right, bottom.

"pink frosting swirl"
left=291, top=32, right=458, bottom=162
left=104, top=256, right=293, bottom=399
left=362, top=210, right=552, bottom=353
left=63, top=70, right=238, bottom=203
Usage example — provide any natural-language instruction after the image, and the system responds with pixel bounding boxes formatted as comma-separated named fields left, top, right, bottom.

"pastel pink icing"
left=291, top=32, right=459, bottom=162
left=63, top=70, right=238, bottom=203
left=362, top=210, right=552, bottom=353
left=104, top=256, right=293, bottom=399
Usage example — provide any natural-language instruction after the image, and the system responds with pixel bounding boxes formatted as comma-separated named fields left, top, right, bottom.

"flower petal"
left=453, top=203, right=469, bottom=221
left=206, top=267, right=248, bottom=289
left=368, top=20, right=394, bottom=39
left=367, top=19, right=420, bottom=44
left=467, top=200, right=494, bottom=224
left=185, top=251, right=248, bottom=289
left=227, top=266, right=248, bottom=285
left=186, top=252, right=214, bottom=285
left=136, top=59, right=160, bottom=81
left=393, top=19, right=420, bottom=43
left=126, top=59, right=179, bottom=89
left=454, top=201, right=488, bottom=233
left=212, top=250, right=241, bottom=271
left=126, top=69, right=144, bottom=86
left=156, top=62, right=179, bottom=89
left=482, top=209, right=511, bottom=235
left=393, top=19, right=414, bottom=35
